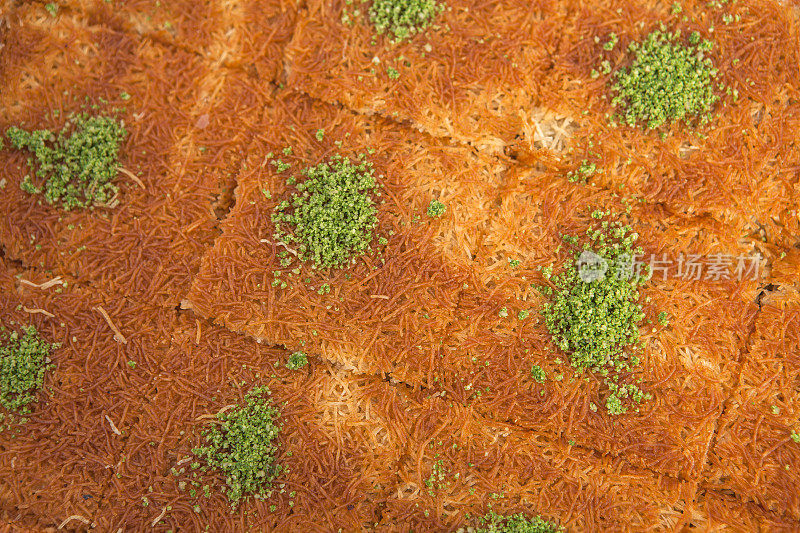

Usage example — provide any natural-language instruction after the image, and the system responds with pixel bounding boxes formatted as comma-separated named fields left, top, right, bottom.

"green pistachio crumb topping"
left=791, top=431, right=800, bottom=443
left=427, top=199, right=446, bottom=218
left=567, top=160, right=601, bottom=183
left=6, top=112, right=127, bottom=210
left=193, top=387, right=282, bottom=507
left=424, top=457, right=450, bottom=495
left=271, top=153, right=382, bottom=270
left=530, top=365, right=546, bottom=384
left=0, top=325, right=58, bottom=427
left=467, top=511, right=563, bottom=533
left=603, top=32, right=618, bottom=51
left=539, top=216, right=652, bottom=414
left=610, top=28, right=720, bottom=129
left=286, top=351, right=308, bottom=370
left=368, top=0, right=444, bottom=41
left=317, top=283, right=331, bottom=295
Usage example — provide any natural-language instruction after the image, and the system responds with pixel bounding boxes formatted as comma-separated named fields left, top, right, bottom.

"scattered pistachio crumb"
left=286, top=351, right=308, bottom=370
left=427, top=199, right=446, bottom=218
left=602, top=32, right=618, bottom=51
left=465, top=511, right=563, bottom=533
left=567, top=160, right=601, bottom=183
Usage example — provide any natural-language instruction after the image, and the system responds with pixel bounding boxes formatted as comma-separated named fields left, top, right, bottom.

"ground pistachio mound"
left=6, top=112, right=127, bottom=210
left=368, top=0, right=444, bottom=41
left=611, top=27, right=720, bottom=129
left=539, top=212, right=652, bottom=415
left=462, top=511, right=563, bottom=533
left=0, top=324, right=58, bottom=429
left=193, top=386, right=283, bottom=506
left=272, top=153, right=382, bottom=270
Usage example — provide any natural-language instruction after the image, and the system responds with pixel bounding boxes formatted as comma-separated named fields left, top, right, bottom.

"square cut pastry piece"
left=703, top=287, right=800, bottom=521
left=0, top=7, right=270, bottom=307
left=286, top=0, right=579, bottom=156
left=0, top=257, right=176, bottom=529
left=431, top=164, right=763, bottom=479
left=48, top=0, right=299, bottom=78
left=98, top=315, right=418, bottom=531
left=541, top=0, right=800, bottom=248
left=185, top=90, right=504, bottom=385
left=375, top=396, right=695, bottom=531
left=690, top=487, right=800, bottom=532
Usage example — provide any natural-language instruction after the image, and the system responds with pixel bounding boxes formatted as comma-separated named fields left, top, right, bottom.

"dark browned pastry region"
left=0, top=0, right=798, bottom=531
